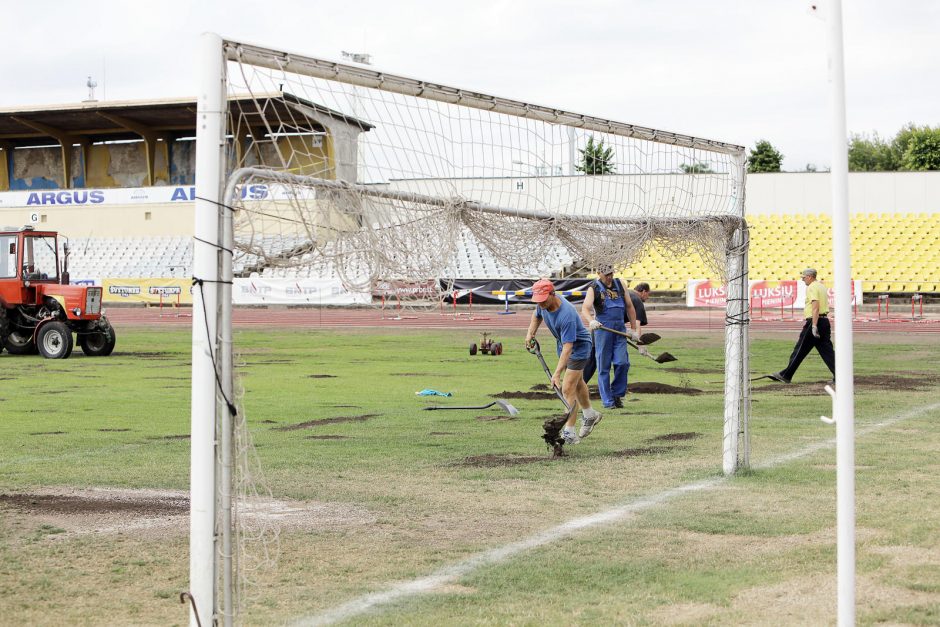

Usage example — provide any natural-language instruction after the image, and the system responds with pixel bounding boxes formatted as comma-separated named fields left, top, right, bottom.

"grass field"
left=1, top=324, right=939, bottom=626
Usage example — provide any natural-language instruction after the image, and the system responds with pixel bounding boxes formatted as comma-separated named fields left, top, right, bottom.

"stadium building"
left=0, top=95, right=938, bottom=306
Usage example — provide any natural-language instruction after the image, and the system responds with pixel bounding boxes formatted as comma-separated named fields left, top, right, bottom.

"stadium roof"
left=0, top=92, right=373, bottom=147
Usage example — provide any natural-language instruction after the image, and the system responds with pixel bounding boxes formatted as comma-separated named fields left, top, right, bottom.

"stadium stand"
left=48, top=212, right=939, bottom=294
left=615, top=212, right=940, bottom=293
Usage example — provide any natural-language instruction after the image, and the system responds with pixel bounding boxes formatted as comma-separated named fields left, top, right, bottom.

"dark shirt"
left=628, top=291, right=648, bottom=326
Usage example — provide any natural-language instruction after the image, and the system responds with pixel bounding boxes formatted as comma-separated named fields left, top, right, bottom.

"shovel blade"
left=494, top=399, right=519, bottom=416
left=655, top=352, right=678, bottom=364
left=638, top=332, right=661, bottom=345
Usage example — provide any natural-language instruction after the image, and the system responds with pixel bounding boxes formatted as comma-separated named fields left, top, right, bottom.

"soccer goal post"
left=191, top=32, right=749, bottom=625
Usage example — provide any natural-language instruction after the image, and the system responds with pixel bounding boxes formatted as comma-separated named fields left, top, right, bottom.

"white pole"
left=191, top=31, right=225, bottom=627
left=827, top=2, right=856, bottom=624
left=219, top=161, right=235, bottom=627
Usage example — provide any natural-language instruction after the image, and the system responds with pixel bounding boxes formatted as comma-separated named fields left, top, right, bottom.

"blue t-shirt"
left=536, top=296, right=593, bottom=361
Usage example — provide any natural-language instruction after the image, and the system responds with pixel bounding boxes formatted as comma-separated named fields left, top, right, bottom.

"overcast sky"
left=3, top=0, right=936, bottom=171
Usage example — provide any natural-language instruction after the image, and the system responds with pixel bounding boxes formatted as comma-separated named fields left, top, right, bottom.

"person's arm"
left=811, top=296, right=820, bottom=337
left=553, top=341, right=574, bottom=389
left=624, top=291, right=639, bottom=337
left=581, top=286, right=601, bottom=330
left=524, top=309, right=542, bottom=349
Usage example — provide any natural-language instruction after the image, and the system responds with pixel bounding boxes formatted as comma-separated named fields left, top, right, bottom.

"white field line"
left=294, top=401, right=940, bottom=627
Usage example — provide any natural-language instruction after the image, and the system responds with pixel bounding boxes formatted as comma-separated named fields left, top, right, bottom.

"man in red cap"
left=524, top=278, right=602, bottom=444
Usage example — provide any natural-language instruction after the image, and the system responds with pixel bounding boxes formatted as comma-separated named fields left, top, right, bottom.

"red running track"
left=105, top=306, right=940, bottom=334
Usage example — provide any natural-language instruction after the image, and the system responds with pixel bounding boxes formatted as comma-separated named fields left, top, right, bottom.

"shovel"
left=422, top=399, right=519, bottom=416
left=597, top=326, right=677, bottom=364
left=525, top=338, right=571, bottom=410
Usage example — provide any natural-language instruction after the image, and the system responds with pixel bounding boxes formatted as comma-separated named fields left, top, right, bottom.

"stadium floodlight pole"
left=191, top=31, right=226, bottom=627
left=824, top=1, right=857, bottom=624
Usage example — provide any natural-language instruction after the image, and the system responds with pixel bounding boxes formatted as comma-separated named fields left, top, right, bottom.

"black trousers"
left=780, top=317, right=835, bottom=381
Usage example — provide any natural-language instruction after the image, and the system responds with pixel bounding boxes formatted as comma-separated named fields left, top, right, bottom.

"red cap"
left=531, top=279, right=555, bottom=303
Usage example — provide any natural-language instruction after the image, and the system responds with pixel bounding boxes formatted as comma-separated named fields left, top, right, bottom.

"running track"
left=105, top=306, right=940, bottom=334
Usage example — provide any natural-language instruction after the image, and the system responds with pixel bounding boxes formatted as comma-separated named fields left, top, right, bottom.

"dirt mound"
left=306, top=374, right=336, bottom=379
left=273, top=414, right=378, bottom=430
left=628, top=382, right=703, bottom=395
left=458, top=453, right=554, bottom=467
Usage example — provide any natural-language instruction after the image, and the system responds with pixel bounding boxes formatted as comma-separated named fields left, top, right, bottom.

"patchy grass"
left=0, top=325, right=938, bottom=625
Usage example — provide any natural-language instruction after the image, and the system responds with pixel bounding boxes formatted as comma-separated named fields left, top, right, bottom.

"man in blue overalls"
left=580, top=265, right=639, bottom=409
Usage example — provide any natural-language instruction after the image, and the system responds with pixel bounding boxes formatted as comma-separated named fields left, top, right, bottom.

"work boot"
left=767, top=372, right=791, bottom=384
left=613, top=397, right=624, bottom=408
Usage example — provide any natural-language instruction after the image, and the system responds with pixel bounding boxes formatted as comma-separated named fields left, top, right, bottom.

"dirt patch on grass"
left=305, top=435, right=350, bottom=440
left=513, top=382, right=702, bottom=397
left=97, top=428, right=132, bottom=432
left=0, top=487, right=375, bottom=538
left=494, top=390, right=563, bottom=401
left=754, top=373, right=939, bottom=395
left=154, top=434, right=189, bottom=440
left=609, top=445, right=689, bottom=458
left=648, top=432, right=702, bottom=442
left=458, top=453, right=555, bottom=467
left=476, top=414, right=519, bottom=421
left=273, top=414, right=378, bottom=431
left=429, top=431, right=455, bottom=435
left=119, top=352, right=174, bottom=360
left=28, top=431, right=67, bottom=436
left=306, top=374, right=336, bottom=379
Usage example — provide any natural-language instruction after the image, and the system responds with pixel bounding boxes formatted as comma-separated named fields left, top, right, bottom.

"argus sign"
left=0, top=184, right=272, bottom=207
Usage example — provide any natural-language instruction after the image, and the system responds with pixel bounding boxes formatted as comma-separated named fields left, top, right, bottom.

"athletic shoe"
left=561, top=427, right=581, bottom=445
left=578, top=409, right=603, bottom=439
left=613, top=397, right=624, bottom=408
left=767, top=372, right=791, bottom=384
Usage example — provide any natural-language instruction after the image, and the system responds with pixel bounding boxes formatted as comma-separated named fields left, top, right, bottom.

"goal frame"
left=190, top=32, right=750, bottom=626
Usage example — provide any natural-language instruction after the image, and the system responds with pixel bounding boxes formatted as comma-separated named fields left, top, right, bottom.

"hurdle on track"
left=158, top=291, right=192, bottom=318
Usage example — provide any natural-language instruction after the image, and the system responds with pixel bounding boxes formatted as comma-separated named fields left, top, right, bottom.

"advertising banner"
left=103, top=278, right=193, bottom=304
left=748, top=280, right=799, bottom=309
left=233, top=278, right=370, bottom=305
left=686, top=279, right=728, bottom=308
left=688, top=279, right=864, bottom=310
left=0, top=183, right=314, bottom=208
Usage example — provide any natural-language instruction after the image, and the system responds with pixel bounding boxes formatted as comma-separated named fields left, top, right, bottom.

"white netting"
left=221, top=42, right=745, bottom=293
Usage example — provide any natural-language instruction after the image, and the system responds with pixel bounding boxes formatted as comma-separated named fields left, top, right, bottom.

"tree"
left=680, top=162, right=714, bottom=174
left=848, top=132, right=899, bottom=171
left=747, top=140, right=783, bottom=173
left=576, top=136, right=616, bottom=174
left=897, top=124, right=940, bottom=171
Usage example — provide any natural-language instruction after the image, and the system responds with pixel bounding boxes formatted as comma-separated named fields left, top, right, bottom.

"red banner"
left=749, top=281, right=799, bottom=309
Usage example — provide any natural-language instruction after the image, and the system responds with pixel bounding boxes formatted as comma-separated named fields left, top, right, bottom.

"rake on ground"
left=422, top=399, right=519, bottom=416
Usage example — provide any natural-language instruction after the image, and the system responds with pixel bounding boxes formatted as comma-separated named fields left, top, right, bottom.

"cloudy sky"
left=2, top=0, right=936, bottom=171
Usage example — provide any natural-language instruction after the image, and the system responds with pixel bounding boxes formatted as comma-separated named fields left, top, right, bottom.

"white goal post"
left=191, top=32, right=749, bottom=625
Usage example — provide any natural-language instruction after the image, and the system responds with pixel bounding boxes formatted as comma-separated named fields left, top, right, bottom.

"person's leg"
left=581, top=349, right=597, bottom=383
left=779, top=321, right=815, bottom=381
left=610, top=335, right=629, bottom=403
left=561, top=366, right=581, bottom=428
left=815, top=317, right=836, bottom=376
left=593, top=331, right=615, bottom=408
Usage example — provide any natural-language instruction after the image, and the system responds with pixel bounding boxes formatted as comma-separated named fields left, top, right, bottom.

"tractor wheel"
left=79, top=318, right=117, bottom=357
left=469, top=343, right=477, bottom=355
left=495, top=343, right=503, bottom=355
left=3, top=329, right=38, bottom=355
left=37, top=321, right=73, bottom=359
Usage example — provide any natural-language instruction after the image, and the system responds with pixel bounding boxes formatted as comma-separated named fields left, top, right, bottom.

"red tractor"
left=469, top=332, right=503, bottom=356
left=0, top=226, right=116, bottom=359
